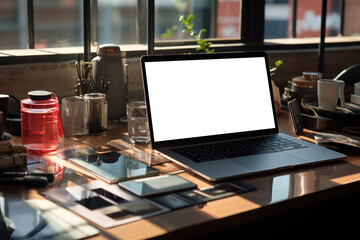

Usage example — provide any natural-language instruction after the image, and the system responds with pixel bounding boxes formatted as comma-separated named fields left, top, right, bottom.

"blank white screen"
left=145, top=57, right=275, bottom=142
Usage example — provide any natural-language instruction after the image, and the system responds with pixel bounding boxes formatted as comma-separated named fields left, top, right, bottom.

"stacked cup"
left=350, top=82, right=360, bottom=105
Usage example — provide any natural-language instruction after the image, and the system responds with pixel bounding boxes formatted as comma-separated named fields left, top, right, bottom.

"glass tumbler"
left=62, top=96, right=90, bottom=137
left=84, top=93, right=108, bottom=134
left=127, top=101, right=150, bottom=144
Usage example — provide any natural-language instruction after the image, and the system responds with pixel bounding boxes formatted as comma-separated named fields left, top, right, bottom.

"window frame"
left=0, top=0, right=360, bottom=65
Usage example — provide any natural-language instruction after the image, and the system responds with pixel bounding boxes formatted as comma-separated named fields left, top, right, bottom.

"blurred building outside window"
left=0, top=0, right=359, bottom=51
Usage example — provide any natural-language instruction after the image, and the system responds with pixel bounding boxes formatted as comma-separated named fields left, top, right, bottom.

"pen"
left=0, top=171, right=54, bottom=182
left=0, top=175, right=48, bottom=188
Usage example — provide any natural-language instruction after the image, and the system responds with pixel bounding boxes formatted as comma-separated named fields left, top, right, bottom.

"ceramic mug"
left=355, top=81, right=360, bottom=95
left=317, top=79, right=345, bottom=111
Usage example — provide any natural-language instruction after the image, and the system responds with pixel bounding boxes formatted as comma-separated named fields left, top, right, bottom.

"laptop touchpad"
left=193, top=161, right=252, bottom=180
left=231, top=152, right=306, bottom=171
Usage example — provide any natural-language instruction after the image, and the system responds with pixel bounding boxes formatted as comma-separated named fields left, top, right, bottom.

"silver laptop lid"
left=141, top=51, right=278, bottom=149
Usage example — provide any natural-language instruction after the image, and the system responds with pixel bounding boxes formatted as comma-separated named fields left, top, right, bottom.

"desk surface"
left=3, top=110, right=360, bottom=239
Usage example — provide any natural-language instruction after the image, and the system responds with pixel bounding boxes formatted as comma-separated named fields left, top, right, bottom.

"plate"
left=304, top=102, right=360, bottom=122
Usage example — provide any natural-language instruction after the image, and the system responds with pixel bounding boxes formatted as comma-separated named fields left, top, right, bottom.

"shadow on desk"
left=193, top=161, right=360, bottom=239
left=148, top=160, right=360, bottom=240
left=194, top=190, right=360, bottom=239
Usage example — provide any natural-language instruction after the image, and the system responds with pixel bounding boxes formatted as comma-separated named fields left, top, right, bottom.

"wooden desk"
left=3, top=110, right=360, bottom=239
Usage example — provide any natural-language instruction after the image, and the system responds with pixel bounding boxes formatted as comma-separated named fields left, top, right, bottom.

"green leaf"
left=186, top=14, right=194, bottom=24
left=161, top=28, right=173, bottom=39
left=197, top=39, right=206, bottom=45
left=275, top=60, right=283, bottom=68
left=198, top=29, right=207, bottom=39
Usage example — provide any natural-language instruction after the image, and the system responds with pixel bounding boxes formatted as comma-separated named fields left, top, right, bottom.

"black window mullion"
left=292, top=0, right=297, bottom=38
left=210, top=0, right=218, bottom=38
left=83, top=0, right=91, bottom=62
left=241, top=0, right=265, bottom=44
left=318, top=0, right=328, bottom=74
left=147, top=0, right=155, bottom=55
left=26, top=0, right=35, bottom=49
left=339, top=0, right=345, bottom=36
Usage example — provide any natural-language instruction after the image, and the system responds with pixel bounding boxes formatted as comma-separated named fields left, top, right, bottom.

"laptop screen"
left=142, top=53, right=276, bottom=144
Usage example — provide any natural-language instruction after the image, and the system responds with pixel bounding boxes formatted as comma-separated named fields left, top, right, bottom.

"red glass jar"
left=21, top=91, right=63, bottom=153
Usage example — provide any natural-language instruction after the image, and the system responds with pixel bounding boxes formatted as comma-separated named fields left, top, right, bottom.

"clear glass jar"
left=84, top=93, right=108, bottom=134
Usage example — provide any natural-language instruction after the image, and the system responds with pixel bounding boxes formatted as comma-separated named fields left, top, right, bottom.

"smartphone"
left=288, top=99, right=303, bottom=135
left=118, top=174, right=197, bottom=197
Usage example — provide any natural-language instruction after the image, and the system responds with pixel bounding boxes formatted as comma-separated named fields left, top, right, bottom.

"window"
left=0, top=0, right=359, bottom=60
left=155, top=0, right=241, bottom=42
left=343, top=0, right=360, bottom=36
left=264, top=0, right=289, bottom=39
left=96, top=1, right=138, bottom=45
left=0, top=1, right=26, bottom=49
left=295, top=0, right=341, bottom=38
left=265, top=0, right=360, bottom=39
left=0, top=0, right=140, bottom=50
left=0, top=0, right=242, bottom=51
left=34, top=0, right=82, bottom=48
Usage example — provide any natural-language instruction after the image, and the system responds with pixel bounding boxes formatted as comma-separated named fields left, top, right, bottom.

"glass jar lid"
left=28, top=90, right=52, bottom=100
left=21, top=90, right=57, bottom=109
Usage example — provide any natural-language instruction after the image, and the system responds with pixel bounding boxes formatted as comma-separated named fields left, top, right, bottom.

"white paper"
left=313, top=132, right=360, bottom=148
left=6, top=199, right=99, bottom=239
left=42, top=180, right=169, bottom=228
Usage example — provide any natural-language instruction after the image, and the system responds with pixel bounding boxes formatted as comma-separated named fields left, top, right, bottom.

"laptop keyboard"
left=171, top=135, right=308, bottom=163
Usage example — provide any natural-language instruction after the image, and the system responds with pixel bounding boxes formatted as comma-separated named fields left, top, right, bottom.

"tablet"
left=69, top=152, right=159, bottom=183
left=118, top=174, right=197, bottom=197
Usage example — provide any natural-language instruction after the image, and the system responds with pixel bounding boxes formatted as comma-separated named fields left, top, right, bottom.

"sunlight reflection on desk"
left=270, top=171, right=315, bottom=204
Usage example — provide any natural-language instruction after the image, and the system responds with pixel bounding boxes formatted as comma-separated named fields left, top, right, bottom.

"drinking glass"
left=62, top=96, right=90, bottom=137
left=127, top=101, right=150, bottom=144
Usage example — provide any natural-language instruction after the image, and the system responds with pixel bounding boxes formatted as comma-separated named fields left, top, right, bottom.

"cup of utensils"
left=62, top=58, right=111, bottom=136
left=74, top=59, right=111, bottom=96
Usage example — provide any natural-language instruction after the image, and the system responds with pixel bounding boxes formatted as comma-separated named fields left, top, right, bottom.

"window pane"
left=217, top=0, right=241, bottom=39
left=296, top=0, right=341, bottom=38
left=265, top=0, right=342, bottom=39
left=0, top=1, right=26, bottom=50
left=97, top=0, right=138, bottom=45
left=34, top=0, right=82, bottom=49
left=155, top=0, right=241, bottom=42
left=265, top=0, right=289, bottom=39
left=344, top=0, right=360, bottom=36
left=34, top=0, right=139, bottom=48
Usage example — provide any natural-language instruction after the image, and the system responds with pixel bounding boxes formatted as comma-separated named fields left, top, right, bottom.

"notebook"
left=140, top=51, right=346, bottom=181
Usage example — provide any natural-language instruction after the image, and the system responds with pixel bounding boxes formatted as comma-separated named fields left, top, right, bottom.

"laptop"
left=140, top=51, right=346, bottom=181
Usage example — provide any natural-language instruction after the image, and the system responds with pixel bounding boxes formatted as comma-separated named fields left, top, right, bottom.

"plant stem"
left=179, top=14, right=214, bottom=53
